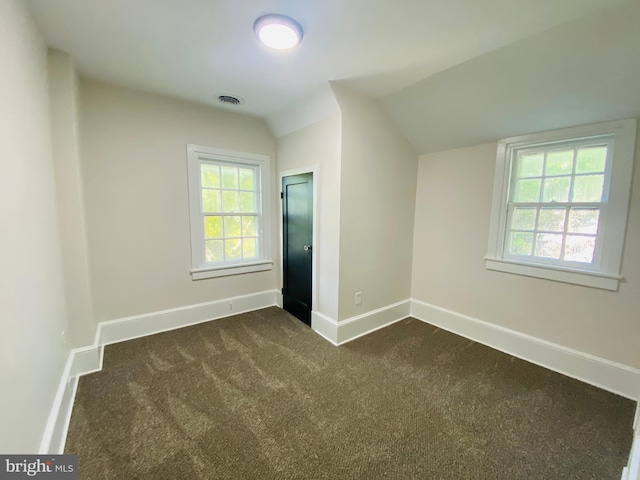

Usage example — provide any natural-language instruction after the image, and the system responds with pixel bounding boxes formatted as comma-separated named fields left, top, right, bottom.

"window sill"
left=191, top=260, right=273, bottom=280
left=484, top=257, right=621, bottom=291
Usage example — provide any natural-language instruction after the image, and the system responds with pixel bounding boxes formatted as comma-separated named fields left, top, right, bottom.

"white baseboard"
left=39, top=353, right=73, bottom=454
left=412, top=299, right=640, bottom=480
left=411, top=299, right=640, bottom=400
left=336, top=300, right=411, bottom=345
left=624, top=403, right=640, bottom=480
left=39, top=344, right=103, bottom=454
left=624, top=430, right=640, bottom=480
left=311, top=311, right=339, bottom=345
left=98, top=290, right=278, bottom=345
left=45, top=376, right=78, bottom=455
left=69, top=345, right=103, bottom=378
left=311, top=300, right=411, bottom=346
left=41, top=290, right=639, bottom=476
left=40, top=289, right=279, bottom=454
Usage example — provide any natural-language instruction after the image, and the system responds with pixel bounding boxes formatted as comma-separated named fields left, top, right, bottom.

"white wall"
left=48, top=50, right=95, bottom=347
left=412, top=135, right=640, bottom=369
left=0, top=0, right=70, bottom=452
left=331, top=85, right=418, bottom=320
left=79, top=80, right=278, bottom=322
left=277, top=114, right=343, bottom=320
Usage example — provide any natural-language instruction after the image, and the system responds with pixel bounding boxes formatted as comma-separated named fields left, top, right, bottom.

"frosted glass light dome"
left=254, top=14, right=303, bottom=50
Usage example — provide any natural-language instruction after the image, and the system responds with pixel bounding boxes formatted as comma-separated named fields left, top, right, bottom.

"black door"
left=282, top=173, right=313, bottom=325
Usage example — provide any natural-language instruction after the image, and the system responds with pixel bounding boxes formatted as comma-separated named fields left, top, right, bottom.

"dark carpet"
left=65, top=307, right=634, bottom=479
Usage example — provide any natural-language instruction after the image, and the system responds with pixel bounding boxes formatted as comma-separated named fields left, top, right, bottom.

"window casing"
left=187, top=145, right=272, bottom=279
left=486, top=119, right=636, bottom=291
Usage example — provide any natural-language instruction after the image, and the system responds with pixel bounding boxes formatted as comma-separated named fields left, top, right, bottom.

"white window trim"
left=486, top=118, right=637, bottom=291
left=186, top=144, right=273, bottom=280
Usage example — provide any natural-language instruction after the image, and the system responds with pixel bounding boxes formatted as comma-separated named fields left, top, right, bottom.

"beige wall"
left=79, top=80, right=278, bottom=322
left=332, top=85, right=418, bottom=320
left=412, top=137, right=640, bottom=369
left=48, top=50, right=95, bottom=347
left=277, top=114, right=343, bottom=320
left=0, top=0, right=70, bottom=452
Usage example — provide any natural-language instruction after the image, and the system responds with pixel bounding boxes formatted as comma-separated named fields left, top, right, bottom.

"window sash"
left=508, top=137, right=613, bottom=202
left=198, top=160, right=263, bottom=265
left=501, top=136, right=614, bottom=270
left=504, top=202, right=602, bottom=269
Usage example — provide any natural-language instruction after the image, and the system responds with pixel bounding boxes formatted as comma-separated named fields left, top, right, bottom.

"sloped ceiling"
left=381, top=0, right=640, bottom=154
left=28, top=0, right=639, bottom=154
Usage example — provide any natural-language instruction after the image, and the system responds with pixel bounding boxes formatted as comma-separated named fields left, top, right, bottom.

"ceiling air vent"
left=217, top=95, right=243, bottom=106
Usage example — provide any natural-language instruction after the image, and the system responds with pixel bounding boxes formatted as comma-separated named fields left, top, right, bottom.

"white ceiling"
left=383, top=0, right=640, bottom=153
left=28, top=0, right=638, bottom=153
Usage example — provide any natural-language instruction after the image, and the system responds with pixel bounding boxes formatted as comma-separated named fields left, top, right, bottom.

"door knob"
left=303, top=245, right=312, bottom=251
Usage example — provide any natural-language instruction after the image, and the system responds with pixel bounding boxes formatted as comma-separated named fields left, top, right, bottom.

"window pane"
left=538, top=208, right=566, bottom=232
left=225, top=239, right=242, bottom=260
left=545, top=150, right=573, bottom=176
left=568, top=208, right=599, bottom=234
left=205, top=240, right=223, bottom=262
left=221, top=166, right=238, bottom=189
left=572, top=175, right=604, bottom=202
left=243, top=238, right=257, bottom=259
left=564, top=235, right=596, bottom=263
left=541, top=177, right=570, bottom=203
left=239, top=168, right=255, bottom=190
left=513, top=179, right=541, bottom=202
left=221, top=191, right=239, bottom=212
left=239, top=192, right=256, bottom=213
left=204, top=216, right=223, bottom=239
left=202, top=189, right=221, bottom=212
left=576, top=146, right=606, bottom=174
left=534, top=233, right=563, bottom=259
left=201, top=164, right=220, bottom=188
left=518, top=153, right=543, bottom=178
left=224, top=216, right=241, bottom=238
left=508, top=232, right=533, bottom=256
left=511, top=207, right=536, bottom=230
left=242, top=216, right=257, bottom=237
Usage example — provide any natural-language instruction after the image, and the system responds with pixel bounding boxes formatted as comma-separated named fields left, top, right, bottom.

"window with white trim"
left=187, top=144, right=272, bottom=280
left=486, top=119, right=636, bottom=291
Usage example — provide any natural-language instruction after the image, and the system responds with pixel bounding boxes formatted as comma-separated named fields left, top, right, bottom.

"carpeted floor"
left=65, top=307, right=634, bottom=479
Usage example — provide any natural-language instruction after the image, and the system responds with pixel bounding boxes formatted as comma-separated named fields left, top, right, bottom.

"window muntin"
left=200, top=161, right=261, bottom=264
left=503, top=137, right=613, bottom=269
left=485, top=119, right=636, bottom=291
left=186, top=144, right=272, bottom=279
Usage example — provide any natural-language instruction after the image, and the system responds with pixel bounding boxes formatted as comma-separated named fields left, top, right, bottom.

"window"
left=486, top=119, right=636, bottom=290
left=187, top=144, right=272, bottom=279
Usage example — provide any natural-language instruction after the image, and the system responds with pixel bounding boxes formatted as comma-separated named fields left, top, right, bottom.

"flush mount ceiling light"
left=253, top=14, right=303, bottom=50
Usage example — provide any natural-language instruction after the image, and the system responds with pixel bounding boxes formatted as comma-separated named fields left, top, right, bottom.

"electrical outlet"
left=355, top=292, right=362, bottom=305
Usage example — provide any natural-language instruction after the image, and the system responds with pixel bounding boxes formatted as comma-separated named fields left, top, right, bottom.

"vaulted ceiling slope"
left=381, top=0, right=640, bottom=154
left=28, top=0, right=638, bottom=154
